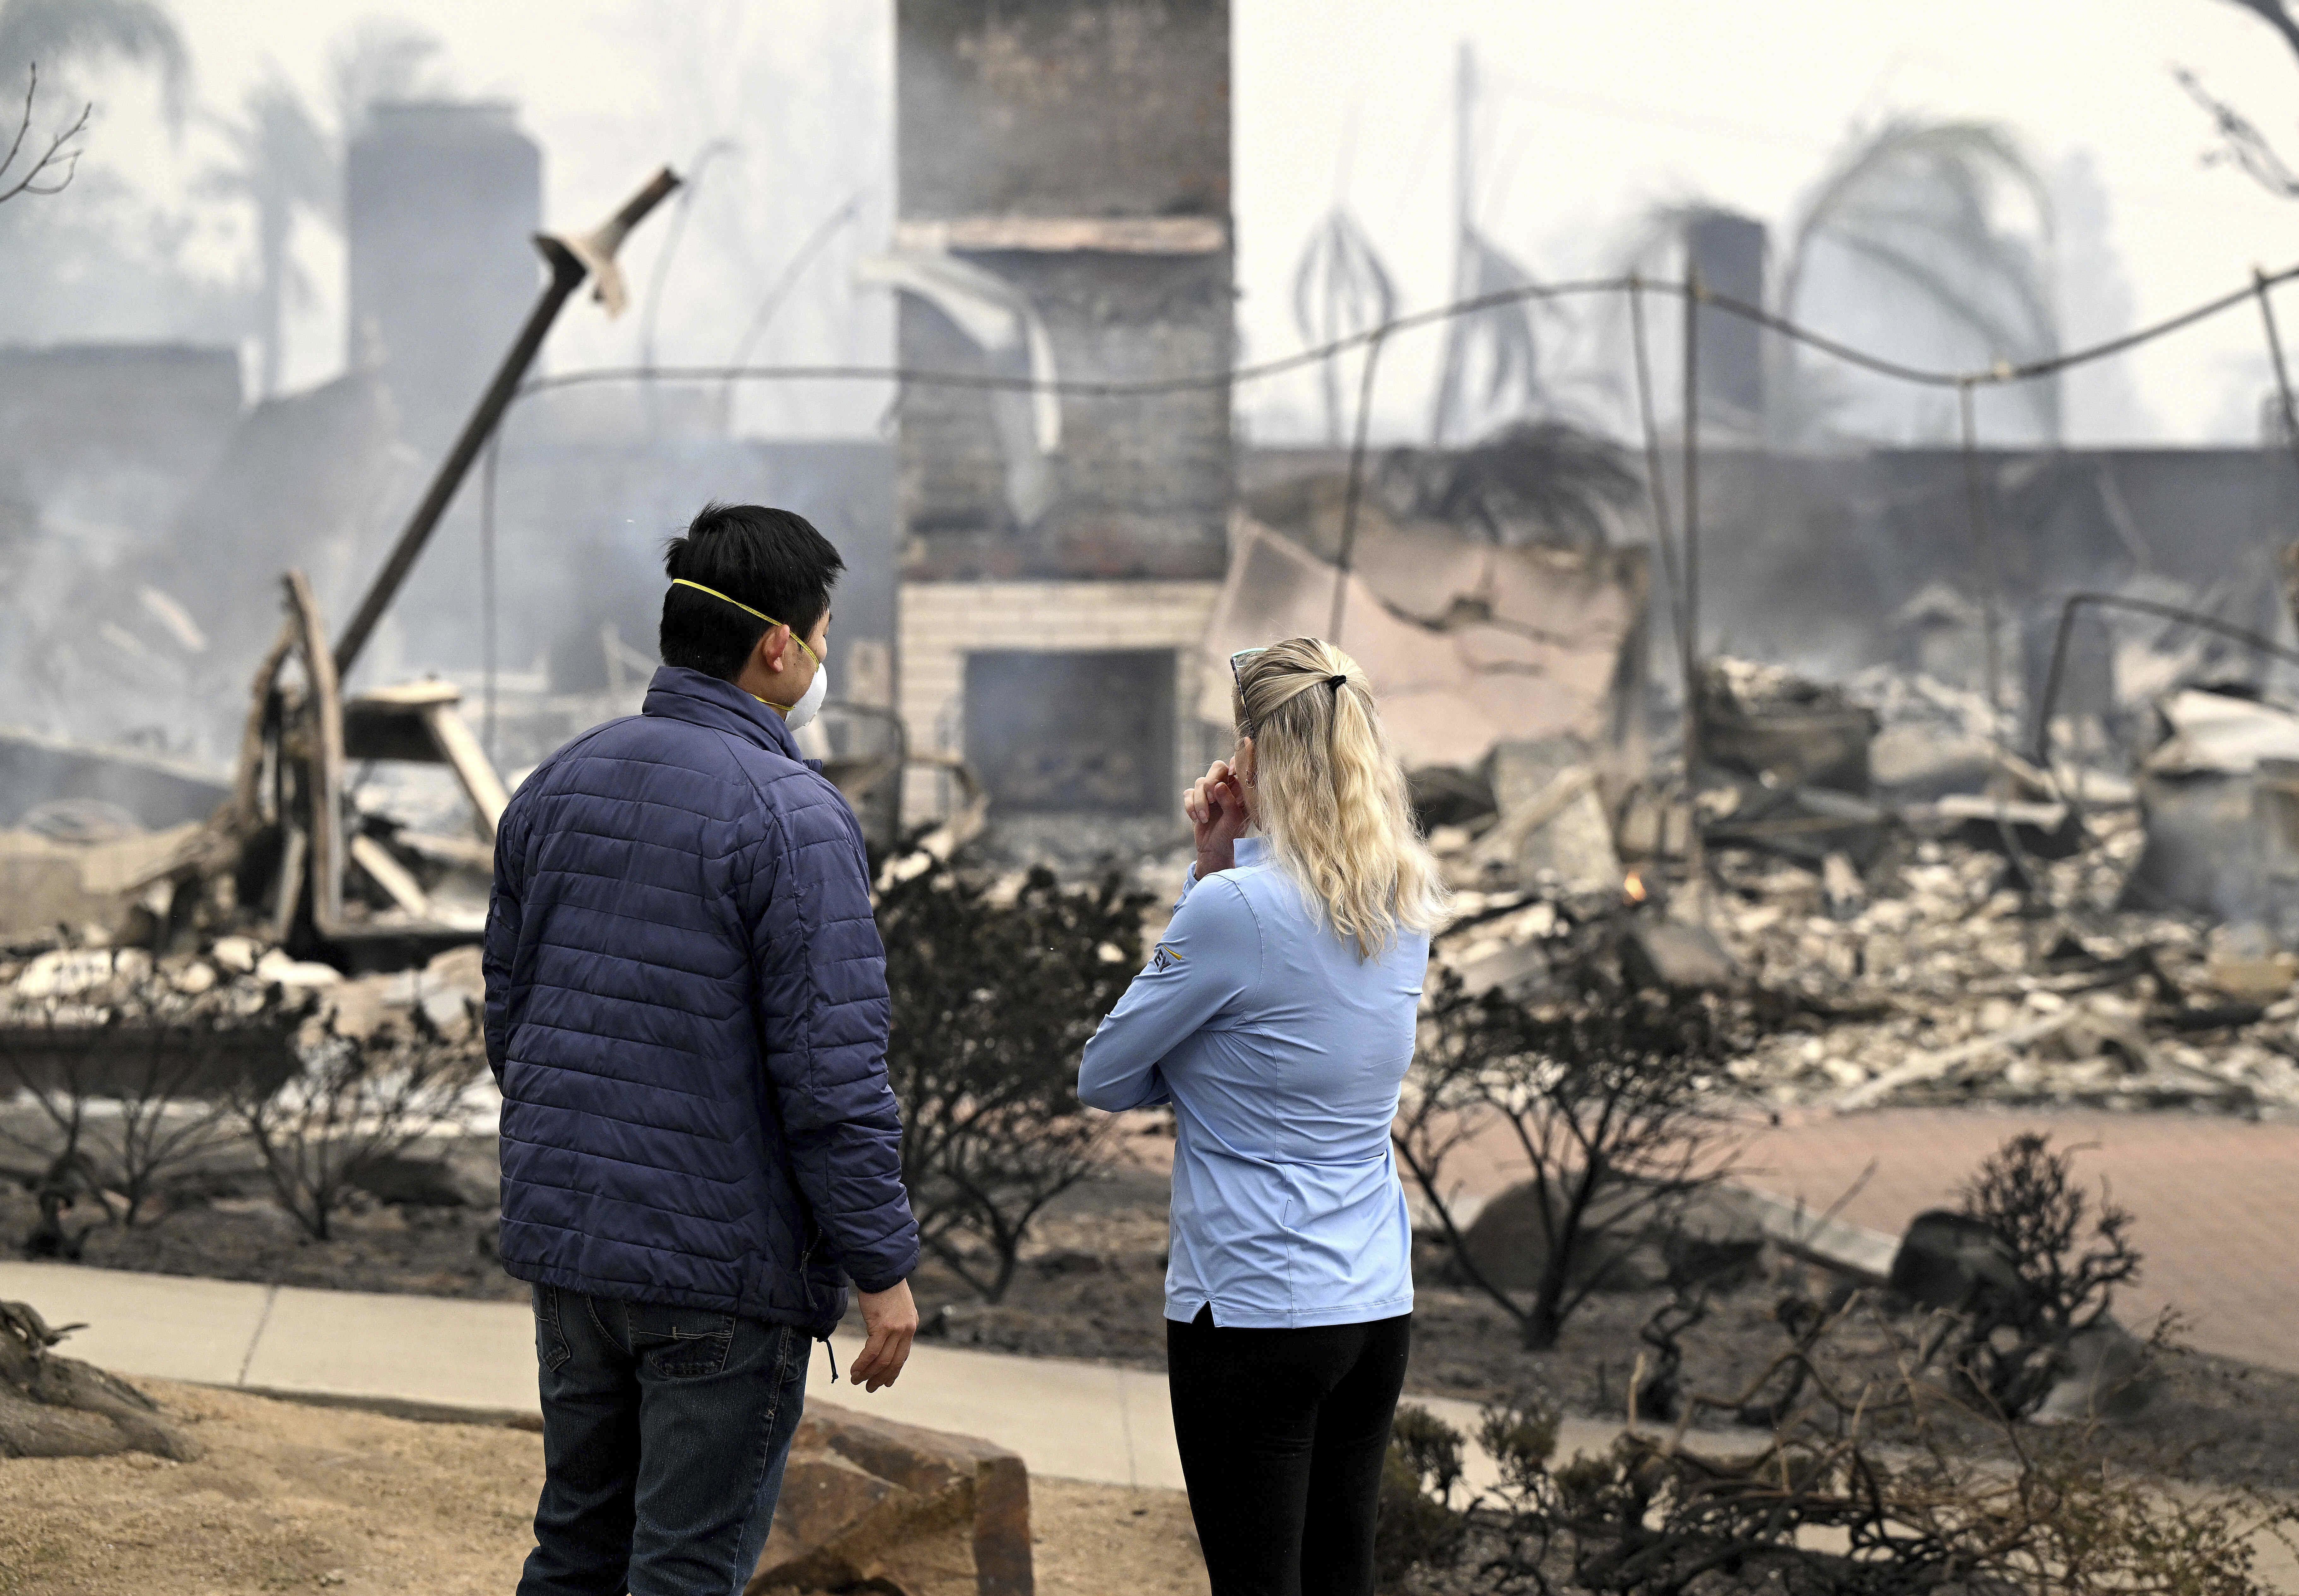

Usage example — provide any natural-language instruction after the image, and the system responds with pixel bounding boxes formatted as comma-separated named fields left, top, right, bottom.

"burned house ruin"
left=885, top=0, right=1235, bottom=845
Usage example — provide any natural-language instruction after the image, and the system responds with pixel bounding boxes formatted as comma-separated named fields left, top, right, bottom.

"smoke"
left=0, top=2, right=900, bottom=776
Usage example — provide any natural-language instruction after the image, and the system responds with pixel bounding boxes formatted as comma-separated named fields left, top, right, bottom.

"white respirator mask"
left=783, top=658, right=829, bottom=732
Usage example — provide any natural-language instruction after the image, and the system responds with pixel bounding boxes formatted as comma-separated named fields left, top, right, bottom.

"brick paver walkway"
left=1155, top=1103, right=2299, bottom=1373
left=1431, top=1107, right=2298, bottom=1373
left=1736, top=1108, right=2299, bottom=1375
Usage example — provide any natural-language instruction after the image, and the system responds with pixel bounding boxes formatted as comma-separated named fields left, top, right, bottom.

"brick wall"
left=899, top=578, right=1221, bottom=821
left=896, top=251, right=1232, bottom=581
left=897, top=0, right=1229, bottom=220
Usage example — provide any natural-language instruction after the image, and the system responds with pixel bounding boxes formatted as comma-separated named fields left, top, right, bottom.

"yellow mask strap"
left=669, top=578, right=821, bottom=669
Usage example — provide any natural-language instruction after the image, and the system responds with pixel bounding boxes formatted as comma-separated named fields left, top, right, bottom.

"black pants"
left=519, top=1285, right=811, bottom=1596
left=1167, top=1307, right=1413, bottom=1596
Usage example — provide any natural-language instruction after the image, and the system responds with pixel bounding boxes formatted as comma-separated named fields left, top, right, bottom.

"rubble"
left=0, top=930, right=489, bottom=1116
left=2120, top=686, right=2299, bottom=926
left=1411, top=641, right=2299, bottom=1118
left=1198, top=506, right=1648, bottom=774
left=1698, top=657, right=1879, bottom=795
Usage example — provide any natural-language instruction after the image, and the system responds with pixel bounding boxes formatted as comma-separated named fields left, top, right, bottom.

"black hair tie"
left=1327, top=674, right=1348, bottom=690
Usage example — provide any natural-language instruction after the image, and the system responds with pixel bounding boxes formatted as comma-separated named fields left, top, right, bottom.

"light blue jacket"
left=1077, top=836, right=1428, bottom=1328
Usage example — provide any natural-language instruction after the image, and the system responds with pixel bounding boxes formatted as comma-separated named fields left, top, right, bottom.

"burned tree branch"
left=2230, top=0, right=2299, bottom=69
left=0, top=65, right=90, bottom=205
left=2176, top=65, right=2299, bottom=198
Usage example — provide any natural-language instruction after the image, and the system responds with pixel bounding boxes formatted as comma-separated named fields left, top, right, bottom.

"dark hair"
left=659, top=503, right=845, bottom=682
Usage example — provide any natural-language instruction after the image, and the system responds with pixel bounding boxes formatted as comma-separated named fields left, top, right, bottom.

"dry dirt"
left=0, top=1381, right=1206, bottom=1596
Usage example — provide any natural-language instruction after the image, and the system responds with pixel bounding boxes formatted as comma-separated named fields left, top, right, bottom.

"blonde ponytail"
left=1233, top=639, right=1448, bottom=956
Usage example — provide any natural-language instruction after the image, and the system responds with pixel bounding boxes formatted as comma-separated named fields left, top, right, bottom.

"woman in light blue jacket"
left=1079, top=636, right=1446, bottom=1596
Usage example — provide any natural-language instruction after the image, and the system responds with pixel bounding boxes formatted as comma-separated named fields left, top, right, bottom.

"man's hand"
left=850, top=1280, right=918, bottom=1392
left=1183, top=758, right=1251, bottom=878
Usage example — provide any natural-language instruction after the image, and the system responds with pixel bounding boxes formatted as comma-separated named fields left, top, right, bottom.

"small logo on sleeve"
left=1150, top=943, right=1184, bottom=972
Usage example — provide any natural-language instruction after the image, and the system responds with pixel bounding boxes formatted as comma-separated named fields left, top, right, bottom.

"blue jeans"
left=518, top=1285, right=811, bottom=1596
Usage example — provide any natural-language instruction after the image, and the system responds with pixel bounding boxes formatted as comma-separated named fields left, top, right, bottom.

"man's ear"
left=757, top=625, right=793, bottom=674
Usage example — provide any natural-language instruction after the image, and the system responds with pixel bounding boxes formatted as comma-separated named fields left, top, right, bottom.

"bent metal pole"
left=332, top=165, right=683, bottom=679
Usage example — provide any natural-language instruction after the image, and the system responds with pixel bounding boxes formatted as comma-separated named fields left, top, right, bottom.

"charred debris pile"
left=1418, top=646, right=2299, bottom=1117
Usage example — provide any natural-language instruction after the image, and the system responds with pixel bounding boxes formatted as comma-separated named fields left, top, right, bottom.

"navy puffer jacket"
left=482, top=666, right=918, bottom=1333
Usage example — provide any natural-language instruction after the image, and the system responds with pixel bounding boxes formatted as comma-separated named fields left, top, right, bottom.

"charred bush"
left=1394, top=966, right=1747, bottom=1350
left=1435, top=1294, right=2293, bottom=1596
left=1908, top=1131, right=2148, bottom=1421
left=1378, top=1403, right=1471, bottom=1588
left=0, top=957, right=303, bottom=1242
left=229, top=1014, right=483, bottom=1243
left=876, top=856, right=1151, bottom=1304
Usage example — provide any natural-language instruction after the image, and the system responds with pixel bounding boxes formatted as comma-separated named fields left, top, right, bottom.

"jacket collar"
left=642, top=666, right=802, bottom=761
left=1235, top=834, right=1272, bottom=868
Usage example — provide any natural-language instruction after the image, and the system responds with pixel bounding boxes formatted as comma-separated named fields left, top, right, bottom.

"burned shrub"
left=1377, top=1404, right=1471, bottom=1587
left=876, top=857, right=1151, bottom=1304
left=230, top=1015, right=483, bottom=1243
left=1394, top=967, right=1744, bottom=1350
left=0, top=954, right=302, bottom=1243
left=1904, top=1131, right=2148, bottom=1421
left=1441, top=1292, right=2293, bottom=1596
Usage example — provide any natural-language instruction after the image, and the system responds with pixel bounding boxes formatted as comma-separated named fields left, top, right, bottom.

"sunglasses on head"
left=1228, top=648, right=1265, bottom=733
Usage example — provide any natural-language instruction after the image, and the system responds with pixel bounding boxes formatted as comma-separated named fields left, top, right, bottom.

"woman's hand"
left=1184, top=759, right=1250, bottom=878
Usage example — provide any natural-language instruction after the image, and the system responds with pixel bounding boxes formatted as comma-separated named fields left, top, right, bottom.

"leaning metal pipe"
left=333, top=166, right=681, bottom=679
left=2030, top=590, right=2299, bottom=774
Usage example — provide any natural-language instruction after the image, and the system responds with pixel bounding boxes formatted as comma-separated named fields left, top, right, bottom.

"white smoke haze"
left=7, top=0, right=2299, bottom=768
left=9, top=1, right=2295, bottom=441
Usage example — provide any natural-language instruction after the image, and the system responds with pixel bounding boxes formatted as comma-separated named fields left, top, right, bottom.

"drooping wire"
left=512, top=259, right=2299, bottom=409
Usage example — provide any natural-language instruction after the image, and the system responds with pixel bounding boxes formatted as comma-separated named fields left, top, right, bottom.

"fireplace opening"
left=964, top=649, right=1175, bottom=815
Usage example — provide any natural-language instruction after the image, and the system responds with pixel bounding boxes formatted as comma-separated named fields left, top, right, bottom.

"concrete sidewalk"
left=9, top=1260, right=2294, bottom=1592
left=0, top=1259, right=1187, bottom=1487
left=0, top=1258, right=1710, bottom=1490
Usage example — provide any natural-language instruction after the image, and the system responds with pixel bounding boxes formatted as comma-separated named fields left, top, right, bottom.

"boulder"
left=209, top=936, right=261, bottom=975
left=255, top=949, right=341, bottom=989
left=2033, top=1319, right=2158, bottom=1424
left=349, top=1152, right=484, bottom=1208
left=1455, top=1179, right=1765, bottom=1296
left=1887, top=1210, right=2029, bottom=1317
left=751, top=1404, right=1031, bottom=1596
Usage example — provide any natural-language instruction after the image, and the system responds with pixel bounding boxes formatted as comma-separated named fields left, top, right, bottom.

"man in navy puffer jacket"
left=484, top=503, right=919, bottom=1596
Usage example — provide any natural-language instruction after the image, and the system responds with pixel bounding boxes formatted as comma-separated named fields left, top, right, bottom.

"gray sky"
left=58, top=1, right=2299, bottom=444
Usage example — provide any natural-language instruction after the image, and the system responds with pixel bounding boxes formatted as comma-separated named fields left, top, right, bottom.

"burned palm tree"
left=326, top=15, right=445, bottom=136
left=200, top=20, right=448, bottom=397
left=1427, top=229, right=1544, bottom=448
left=200, top=74, right=332, bottom=398
left=1291, top=204, right=1397, bottom=445
left=1390, top=418, right=1640, bottom=551
left=1428, top=41, right=1545, bottom=447
left=1777, top=116, right=2059, bottom=442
